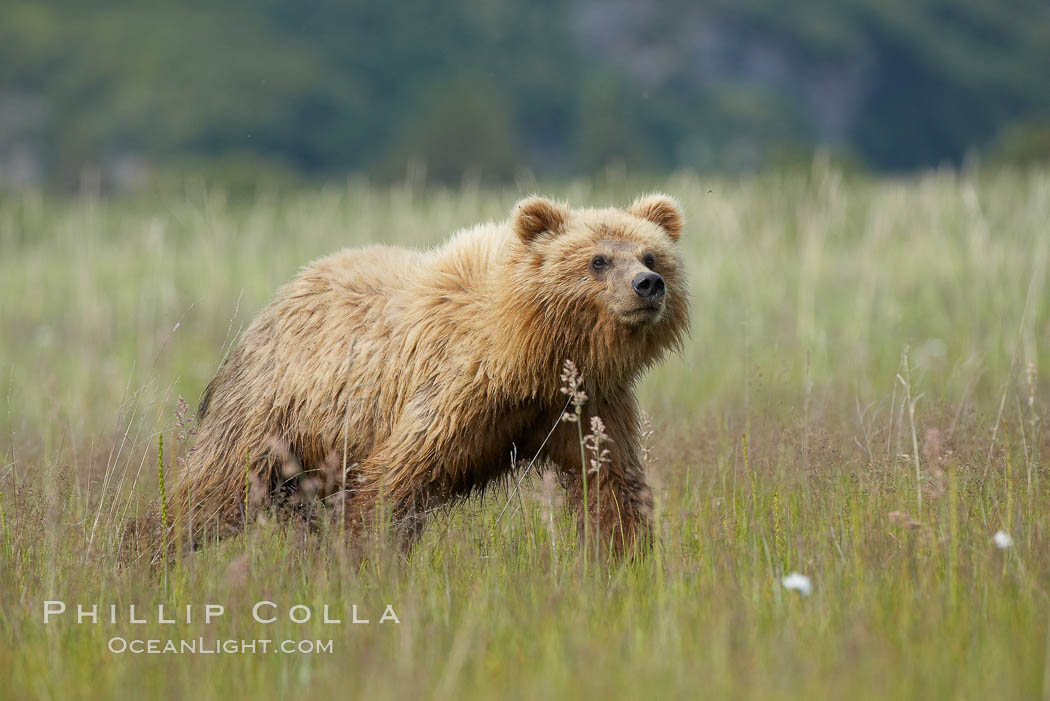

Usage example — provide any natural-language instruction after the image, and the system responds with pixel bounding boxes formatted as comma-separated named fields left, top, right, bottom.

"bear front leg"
left=344, top=453, right=435, bottom=551
left=342, top=417, right=451, bottom=551
left=545, top=393, right=655, bottom=556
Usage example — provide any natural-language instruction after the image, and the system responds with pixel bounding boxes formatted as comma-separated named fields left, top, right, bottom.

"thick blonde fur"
left=166, top=195, right=689, bottom=553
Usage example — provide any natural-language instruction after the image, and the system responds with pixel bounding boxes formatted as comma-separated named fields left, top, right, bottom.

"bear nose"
left=632, top=272, right=665, bottom=299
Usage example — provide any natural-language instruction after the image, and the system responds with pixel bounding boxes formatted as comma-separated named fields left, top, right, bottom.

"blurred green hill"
left=2, top=0, right=1049, bottom=187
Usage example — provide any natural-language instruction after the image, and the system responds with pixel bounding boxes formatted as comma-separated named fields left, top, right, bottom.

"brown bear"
left=166, top=195, right=688, bottom=554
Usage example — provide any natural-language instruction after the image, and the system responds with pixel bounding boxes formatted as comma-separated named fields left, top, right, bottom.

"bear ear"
left=628, top=194, right=684, bottom=240
left=512, top=196, right=569, bottom=243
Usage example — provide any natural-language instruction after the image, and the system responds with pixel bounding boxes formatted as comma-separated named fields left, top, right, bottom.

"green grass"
left=1, top=164, right=1048, bottom=699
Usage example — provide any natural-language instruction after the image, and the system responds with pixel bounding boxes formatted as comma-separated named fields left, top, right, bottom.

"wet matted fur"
left=156, top=195, right=689, bottom=554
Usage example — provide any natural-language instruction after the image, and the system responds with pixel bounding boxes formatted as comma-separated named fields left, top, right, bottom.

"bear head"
left=504, top=194, right=689, bottom=383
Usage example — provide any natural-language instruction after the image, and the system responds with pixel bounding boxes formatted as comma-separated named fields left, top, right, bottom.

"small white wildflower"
left=781, top=572, right=813, bottom=596
left=993, top=530, right=1014, bottom=549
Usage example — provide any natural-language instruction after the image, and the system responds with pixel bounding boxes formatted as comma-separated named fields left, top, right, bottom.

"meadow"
left=0, top=163, right=1048, bottom=699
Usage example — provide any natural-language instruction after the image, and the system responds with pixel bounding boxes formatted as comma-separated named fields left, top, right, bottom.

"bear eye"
left=590, top=255, right=608, bottom=270
left=643, top=254, right=656, bottom=269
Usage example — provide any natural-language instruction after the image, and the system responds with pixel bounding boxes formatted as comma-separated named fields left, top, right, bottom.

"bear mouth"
left=617, top=303, right=664, bottom=325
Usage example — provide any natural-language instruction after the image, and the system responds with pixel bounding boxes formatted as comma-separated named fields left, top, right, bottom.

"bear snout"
left=631, top=272, right=665, bottom=300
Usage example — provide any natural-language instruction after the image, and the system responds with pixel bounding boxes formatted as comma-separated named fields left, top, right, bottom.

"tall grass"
left=0, top=165, right=1047, bottom=699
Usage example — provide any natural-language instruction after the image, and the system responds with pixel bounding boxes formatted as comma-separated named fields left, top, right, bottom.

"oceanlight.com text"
left=107, top=637, right=334, bottom=655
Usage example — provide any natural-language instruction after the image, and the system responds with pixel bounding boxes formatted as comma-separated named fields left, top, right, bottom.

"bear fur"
left=166, top=195, right=689, bottom=554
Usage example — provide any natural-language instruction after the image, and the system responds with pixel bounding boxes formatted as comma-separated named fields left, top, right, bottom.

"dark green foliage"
left=1, top=0, right=1049, bottom=184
